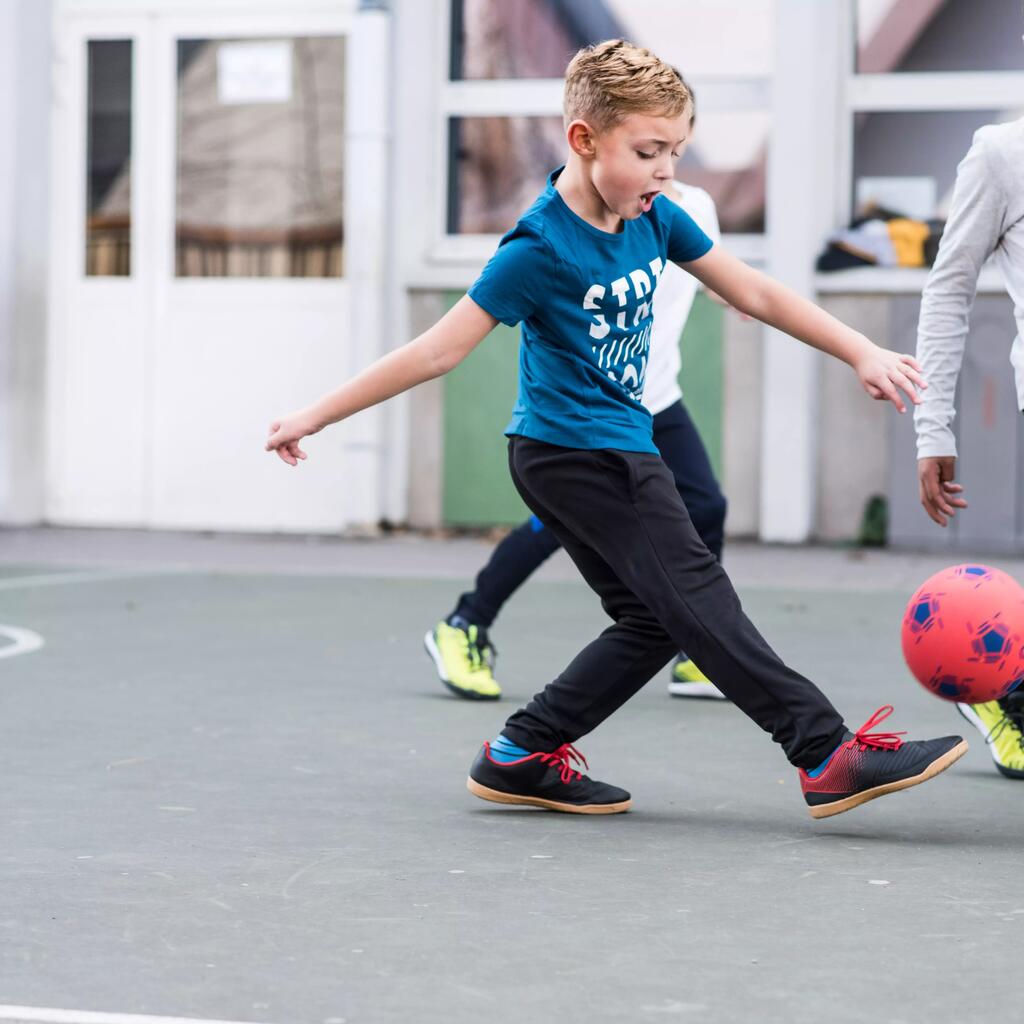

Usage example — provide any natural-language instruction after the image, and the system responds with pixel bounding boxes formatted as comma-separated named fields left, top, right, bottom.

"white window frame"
left=849, top=71, right=1024, bottom=112
left=407, top=0, right=774, bottom=288
left=844, top=1, right=1024, bottom=220
left=844, top=68, right=1024, bottom=233
left=818, top=0, right=1023, bottom=293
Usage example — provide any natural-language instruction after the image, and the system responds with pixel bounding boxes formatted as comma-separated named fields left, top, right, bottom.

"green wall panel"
left=441, top=293, right=528, bottom=526
left=441, top=291, right=724, bottom=526
left=678, top=293, right=724, bottom=478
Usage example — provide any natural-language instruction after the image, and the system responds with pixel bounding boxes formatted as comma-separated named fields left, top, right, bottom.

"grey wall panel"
left=722, top=312, right=762, bottom=538
left=405, top=290, right=448, bottom=529
left=816, top=296, right=890, bottom=541
left=956, top=296, right=1018, bottom=551
left=888, top=293, right=1020, bottom=553
left=887, top=296, right=958, bottom=550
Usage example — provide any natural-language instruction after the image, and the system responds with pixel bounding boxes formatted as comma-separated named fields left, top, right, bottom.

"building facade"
left=2, top=0, right=1022, bottom=544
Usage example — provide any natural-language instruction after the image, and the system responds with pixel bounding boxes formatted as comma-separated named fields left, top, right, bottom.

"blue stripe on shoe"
left=806, top=745, right=840, bottom=779
left=490, top=734, right=531, bottom=762
left=529, top=515, right=545, bottom=533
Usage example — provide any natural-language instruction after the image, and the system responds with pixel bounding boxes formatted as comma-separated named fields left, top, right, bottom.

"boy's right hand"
left=266, top=410, right=322, bottom=466
left=853, top=344, right=926, bottom=413
left=918, top=456, right=968, bottom=527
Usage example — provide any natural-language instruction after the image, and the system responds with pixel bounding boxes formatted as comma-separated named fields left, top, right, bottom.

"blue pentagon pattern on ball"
left=971, top=620, right=1010, bottom=664
left=955, top=564, right=993, bottom=581
left=927, top=672, right=975, bottom=699
left=906, top=594, right=940, bottom=636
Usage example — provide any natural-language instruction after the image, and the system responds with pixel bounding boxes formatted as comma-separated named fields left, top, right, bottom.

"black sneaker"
left=467, top=742, right=631, bottom=814
left=799, top=705, right=968, bottom=819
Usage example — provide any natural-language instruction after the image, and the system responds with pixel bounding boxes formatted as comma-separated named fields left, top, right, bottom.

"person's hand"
left=853, top=344, right=927, bottom=414
left=918, top=456, right=967, bottom=527
left=265, top=409, right=322, bottom=466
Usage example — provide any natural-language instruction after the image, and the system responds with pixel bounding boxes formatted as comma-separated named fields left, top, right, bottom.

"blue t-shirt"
left=468, top=167, right=713, bottom=453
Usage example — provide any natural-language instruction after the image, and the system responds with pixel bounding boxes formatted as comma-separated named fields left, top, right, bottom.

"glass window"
left=447, top=2, right=771, bottom=236
left=451, top=0, right=775, bottom=80
left=448, top=110, right=768, bottom=235
left=856, top=0, right=1024, bottom=74
left=86, top=40, right=132, bottom=277
left=852, top=109, right=1008, bottom=221
left=679, top=109, right=769, bottom=234
left=447, top=116, right=564, bottom=234
left=175, top=36, right=345, bottom=278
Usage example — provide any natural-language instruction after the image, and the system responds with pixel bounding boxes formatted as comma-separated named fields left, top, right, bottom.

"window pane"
left=448, top=112, right=767, bottom=235
left=451, top=0, right=775, bottom=80
left=175, top=37, right=345, bottom=279
left=852, top=109, right=1015, bottom=221
left=447, top=116, right=564, bottom=234
left=679, top=110, right=768, bottom=234
left=86, top=40, right=132, bottom=277
left=856, top=0, right=1024, bottom=74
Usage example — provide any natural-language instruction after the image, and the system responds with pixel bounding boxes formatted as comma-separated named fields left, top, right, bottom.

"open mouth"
left=640, top=191, right=657, bottom=210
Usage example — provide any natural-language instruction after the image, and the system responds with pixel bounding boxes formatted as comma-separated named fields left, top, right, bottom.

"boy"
left=914, top=115, right=1024, bottom=779
left=426, top=80, right=727, bottom=703
left=267, top=40, right=966, bottom=819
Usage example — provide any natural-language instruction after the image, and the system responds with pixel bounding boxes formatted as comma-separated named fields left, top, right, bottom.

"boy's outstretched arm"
left=266, top=295, right=498, bottom=465
left=683, top=246, right=927, bottom=413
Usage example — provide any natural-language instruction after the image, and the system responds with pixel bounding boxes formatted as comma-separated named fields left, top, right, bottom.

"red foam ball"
left=901, top=563, right=1024, bottom=703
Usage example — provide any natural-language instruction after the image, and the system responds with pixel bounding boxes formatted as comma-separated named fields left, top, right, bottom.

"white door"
left=48, top=5, right=374, bottom=532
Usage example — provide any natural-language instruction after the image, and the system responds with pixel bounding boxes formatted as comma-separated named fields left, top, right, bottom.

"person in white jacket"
left=915, top=117, right=1024, bottom=779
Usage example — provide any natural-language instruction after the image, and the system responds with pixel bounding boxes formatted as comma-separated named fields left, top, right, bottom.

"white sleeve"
left=672, top=183, right=720, bottom=247
left=915, top=130, right=1008, bottom=459
left=703, top=196, right=721, bottom=247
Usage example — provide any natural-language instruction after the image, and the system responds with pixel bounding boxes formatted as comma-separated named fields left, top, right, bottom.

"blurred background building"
left=2, top=0, right=1023, bottom=547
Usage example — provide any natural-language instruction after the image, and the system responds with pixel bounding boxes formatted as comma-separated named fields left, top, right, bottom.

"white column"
left=388, top=0, right=447, bottom=527
left=344, top=0, right=394, bottom=526
left=0, top=0, right=51, bottom=524
left=760, top=0, right=849, bottom=542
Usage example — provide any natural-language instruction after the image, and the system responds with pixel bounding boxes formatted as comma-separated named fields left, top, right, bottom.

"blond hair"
left=564, top=40, right=691, bottom=131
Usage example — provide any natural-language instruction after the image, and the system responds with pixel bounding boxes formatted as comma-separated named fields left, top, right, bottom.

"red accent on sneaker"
left=481, top=742, right=534, bottom=767
left=852, top=705, right=906, bottom=751
left=799, top=705, right=908, bottom=797
left=481, top=741, right=589, bottom=783
left=538, top=744, right=588, bottom=783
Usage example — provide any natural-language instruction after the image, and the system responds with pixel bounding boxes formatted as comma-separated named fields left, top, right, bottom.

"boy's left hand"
left=854, top=345, right=927, bottom=414
left=266, top=410, right=321, bottom=466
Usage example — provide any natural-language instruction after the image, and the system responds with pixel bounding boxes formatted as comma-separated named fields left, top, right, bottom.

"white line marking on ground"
left=0, top=1007, right=275, bottom=1024
left=0, top=569, right=158, bottom=591
left=0, top=624, right=44, bottom=659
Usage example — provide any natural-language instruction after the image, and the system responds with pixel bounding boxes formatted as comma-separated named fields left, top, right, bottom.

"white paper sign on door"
left=217, top=41, right=292, bottom=104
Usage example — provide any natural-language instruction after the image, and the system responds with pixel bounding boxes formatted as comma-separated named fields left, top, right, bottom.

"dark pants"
left=454, top=401, right=727, bottom=627
left=499, top=436, right=847, bottom=771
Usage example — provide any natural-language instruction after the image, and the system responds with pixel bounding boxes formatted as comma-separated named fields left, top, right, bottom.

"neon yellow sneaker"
left=956, top=696, right=1024, bottom=778
left=424, top=618, right=501, bottom=701
left=667, top=655, right=727, bottom=700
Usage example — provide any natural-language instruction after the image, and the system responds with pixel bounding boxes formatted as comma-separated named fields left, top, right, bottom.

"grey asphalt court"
left=1, top=528, right=1021, bottom=1024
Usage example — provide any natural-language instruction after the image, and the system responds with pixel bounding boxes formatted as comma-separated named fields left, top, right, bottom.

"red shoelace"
left=849, top=705, right=906, bottom=752
left=539, top=743, right=588, bottom=783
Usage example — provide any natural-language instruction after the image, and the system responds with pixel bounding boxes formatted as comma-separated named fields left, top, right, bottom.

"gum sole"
left=466, top=777, right=631, bottom=814
left=808, top=739, right=969, bottom=819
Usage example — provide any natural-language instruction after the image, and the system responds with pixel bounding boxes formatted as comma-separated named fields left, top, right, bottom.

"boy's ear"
left=566, top=119, right=598, bottom=158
